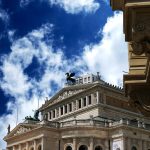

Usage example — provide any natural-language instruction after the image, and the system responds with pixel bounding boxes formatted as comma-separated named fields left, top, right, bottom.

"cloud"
left=20, top=0, right=100, bottom=14
left=0, top=12, right=128, bottom=148
left=0, top=9, right=9, bottom=24
left=0, top=23, right=86, bottom=148
left=49, top=0, right=100, bottom=14
left=82, top=12, right=128, bottom=86
left=20, top=0, right=34, bottom=7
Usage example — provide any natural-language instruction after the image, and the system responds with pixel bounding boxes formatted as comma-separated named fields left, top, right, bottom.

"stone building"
left=4, top=73, right=150, bottom=150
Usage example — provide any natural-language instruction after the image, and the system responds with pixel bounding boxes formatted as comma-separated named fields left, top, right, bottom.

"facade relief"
left=14, top=126, right=31, bottom=136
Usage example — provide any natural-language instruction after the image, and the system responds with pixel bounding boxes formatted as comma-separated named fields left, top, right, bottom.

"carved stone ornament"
left=14, top=127, right=31, bottom=136
left=131, top=40, right=150, bottom=56
left=57, top=89, right=84, bottom=101
left=134, top=23, right=145, bottom=32
left=129, top=90, right=150, bottom=116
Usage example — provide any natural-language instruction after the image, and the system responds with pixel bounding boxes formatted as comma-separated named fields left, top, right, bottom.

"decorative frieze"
left=14, top=127, right=31, bottom=136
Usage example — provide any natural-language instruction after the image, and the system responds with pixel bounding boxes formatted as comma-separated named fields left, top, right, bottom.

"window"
left=78, top=99, right=81, bottom=109
left=49, top=112, right=51, bottom=119
left=83, top=98, right=86, bottom=107
left=88, top=76, right=90, bottom=81
left=95, top=146, right=102, bottom=150
left=69, top=103, right=72, bottom=112
left=38, top=145, right=42, bottom=150
left=53, top=110, right=55, bottom=118
left=65, top=105, right=67, bottom=113
left=84, top=78, right=87, bottom=82
left=66, top=146, right=72, bottom=150
left=131, top=146, right=137, bottom=150
left=88, top=95, right=91, bottom=105
left=79, top=145, right=88, bottom=150
left=61, top=107, right=63, bottom=115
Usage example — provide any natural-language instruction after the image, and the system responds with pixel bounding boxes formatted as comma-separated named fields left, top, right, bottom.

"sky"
left=0, top=0, right=128, bottom=148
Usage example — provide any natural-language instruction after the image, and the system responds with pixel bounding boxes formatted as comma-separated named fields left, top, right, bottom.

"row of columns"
left=10, top=138, right=42, bottom=150
left=48, top=91, right=103, bottom=120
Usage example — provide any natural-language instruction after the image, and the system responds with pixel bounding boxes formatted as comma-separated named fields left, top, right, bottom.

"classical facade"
left=4, top=73, right=150, bottom=150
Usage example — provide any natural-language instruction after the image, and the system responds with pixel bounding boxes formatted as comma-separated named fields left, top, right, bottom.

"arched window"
left=116, top=148, right=120, bottom=150
left=132, top=146, right=137, bottom=150
left=30, top=147, right=34, bottom=150
left=66, top=145, right=72, bottom=150
left=95, top=146, right=102, bottom=150
left=79, top=145, right=88, bottom=150
left=38, top=145, right=42, bottom=150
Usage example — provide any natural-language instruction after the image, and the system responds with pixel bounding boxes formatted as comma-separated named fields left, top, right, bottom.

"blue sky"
left=0, top=0, right=128, bottom=148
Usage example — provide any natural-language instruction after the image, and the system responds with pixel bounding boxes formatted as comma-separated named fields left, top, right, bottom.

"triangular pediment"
left=49, top=87, right=85, bottom=105
left=4, top=123, right=39, bottom=140
left=40, top=83, right=97, bottom=110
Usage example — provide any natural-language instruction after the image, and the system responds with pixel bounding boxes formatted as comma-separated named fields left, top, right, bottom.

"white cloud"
left=82, top=12, right=128, bottom=86
left=20, top=0, right=34, bottom=7
left=0, top=9, right=9, bottom=24
left=20, top=0, right=100, bottom=14
left=49, top=0, right=100, bottom=14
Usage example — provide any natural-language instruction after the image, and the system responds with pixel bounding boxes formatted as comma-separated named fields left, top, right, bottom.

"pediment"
left=13, top=126, right=32, bottom=136
left=5, top=123, right=38, bottom=139
left=51, top=88, right=85, bottom=104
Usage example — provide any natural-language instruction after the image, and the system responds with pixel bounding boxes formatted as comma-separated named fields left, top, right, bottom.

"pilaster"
left=89, top=137, right=94, bottom=150
left=73, top=138, right=77, bottom=150
left=96, top=91, right=99, bottom=104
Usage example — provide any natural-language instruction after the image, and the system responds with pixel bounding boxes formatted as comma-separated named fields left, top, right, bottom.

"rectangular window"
left=49, top=112, right=51, bottom=119
left=88, top=77, right=90, bottom=81
left=69, top=103, right=72, bottom=112
left=84, top=78, right=87, bottom=82
left=61, top=107, right=63, bottom=115
left=65, top=105, right=67, bottom=113
left=53, top=110, right=55, bottom=118
left=78, top=99, right=81, bottom=109
left=83, top=97, right=86, bottom=107
left=88, top=95, right=91, bottom=105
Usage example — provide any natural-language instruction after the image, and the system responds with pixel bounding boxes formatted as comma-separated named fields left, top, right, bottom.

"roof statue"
left=7, top=124, right=10, bottom=134
left=25, top=110, right=40, bottom=121
left=65, top=72, right=76, bottom=84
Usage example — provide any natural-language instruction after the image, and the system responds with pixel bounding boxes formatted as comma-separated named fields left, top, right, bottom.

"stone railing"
left=38, top=118, right=150, bottom=131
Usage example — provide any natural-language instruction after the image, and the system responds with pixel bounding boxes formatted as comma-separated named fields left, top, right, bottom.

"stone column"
left=96, top=91, right=99, bottom=104
left=76, top=100, right=78, bottom=110
left=143, top=140, right=147, bottom=150
left=42, top=137, right=46, bottom=150
left=12, top=146, right=15, bottom=150
left=86, top=96, right=88, bottom=105
left=63, top=105, right=65, bottom=115
left=73, top=138, right=77, bottom=150
left=34, top=140, right=36, bottom=150
left=55, top=109, right=57, bottom=118
left=67, top=104, right=69, bottom=113
left=89, top=137, right=94, bottom=150
left=126, top=138, right=130, bottom=150
left=51, top=110, right=53, bottom=119
left=104, top=140, right=109, bottom=150
left=138, top=140, right=142, bottom=150
left=91, top=93, right=94, bottom=104
left=59, top=107, right=61, bottom=116
left=18, top=144, right=21, bottom=150
left=26, top=142, right=29, bottom=150
left=72, top=102, right=74, bottom=111
left=122, top=137, right=126, bottom=150
left=103, top=93, right=106, bottom=104
left=81, top=98, right=83, bottom=108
